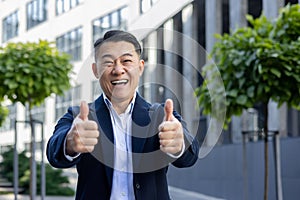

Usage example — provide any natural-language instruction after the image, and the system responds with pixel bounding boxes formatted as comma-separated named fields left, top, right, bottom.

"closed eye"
left=102, top=60, right=114, bottom=66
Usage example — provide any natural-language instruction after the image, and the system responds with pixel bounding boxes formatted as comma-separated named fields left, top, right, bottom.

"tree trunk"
left=263, top=102, right=269, bottom=200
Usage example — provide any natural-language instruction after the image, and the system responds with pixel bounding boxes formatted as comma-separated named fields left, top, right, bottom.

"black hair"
left=93, top=30, right=142, bottom=61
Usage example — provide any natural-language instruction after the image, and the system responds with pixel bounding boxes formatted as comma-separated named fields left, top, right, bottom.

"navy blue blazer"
left=47, top=93, right=199, bottom=200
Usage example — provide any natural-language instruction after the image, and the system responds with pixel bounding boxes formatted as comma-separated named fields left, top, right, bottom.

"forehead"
left=97, top=41, right=138, bottom=59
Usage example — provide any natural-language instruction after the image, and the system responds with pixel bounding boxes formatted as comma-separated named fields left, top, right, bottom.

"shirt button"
left=135, top=183, right=140, bottom=189
left=121, top=192, right=125, bottom=196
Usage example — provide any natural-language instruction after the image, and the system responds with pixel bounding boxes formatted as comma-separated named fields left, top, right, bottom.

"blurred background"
left=0, top=0, right=299, bottom=199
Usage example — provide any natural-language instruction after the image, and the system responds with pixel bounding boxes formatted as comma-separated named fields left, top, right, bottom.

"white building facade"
left=0, top=0, right=299, bottom=157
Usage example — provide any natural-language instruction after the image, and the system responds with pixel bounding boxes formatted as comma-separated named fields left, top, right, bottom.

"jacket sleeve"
left=46, top=106, right=81, bottom=168
left=171, top=111, right=200, bottom=168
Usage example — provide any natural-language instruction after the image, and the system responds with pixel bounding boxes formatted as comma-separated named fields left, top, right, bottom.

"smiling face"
left=92, top=41, right=144, bottom=105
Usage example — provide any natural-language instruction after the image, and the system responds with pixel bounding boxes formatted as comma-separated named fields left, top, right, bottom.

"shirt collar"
left=103, top=92, right=136, bottom=114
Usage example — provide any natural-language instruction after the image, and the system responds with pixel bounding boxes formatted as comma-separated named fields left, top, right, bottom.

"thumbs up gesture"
left=158, top=99, right=184, bottom=155
left=66, top=101, right=99, bottom=156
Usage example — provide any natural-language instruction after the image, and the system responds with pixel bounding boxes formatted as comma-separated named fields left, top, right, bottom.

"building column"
left=289, top=109, right=299, bottom=137
left=163, top=17, right=182, bottom=113
left=182, top=4, right=199, bottom=133
left=263, top=0, right=284, bottom=19
left=205, top=0, right=222, bottom=53
left=142, top=30, right=161, bottom=103
left=205, top=0, right=222, bottom=145
left=229, top=0, right=248, bottom=30
left=229, top=0, right=248, bottom=143
left=263, top=0, right=287, bottom=137
left=154, top=28, right=165, bottom=103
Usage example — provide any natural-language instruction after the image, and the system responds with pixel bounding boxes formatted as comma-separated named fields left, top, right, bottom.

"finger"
left=159, top=121, right=179, bottom=132
left=82, top=121, right=98, bottom=130
left=159, top=131, right=175, bottom=140
left=164, top=99, right=173, bottom=121
left=160, top=145, right=181, bottom=155
left=73, top=135, right=98, bottom=150
left=81, top=138, right=98, bottom=146
left=79, top=130, right=99, bottom=138
left=78, top=101, right=89, bottom=121
left=159, top=138, right=173, bottom=147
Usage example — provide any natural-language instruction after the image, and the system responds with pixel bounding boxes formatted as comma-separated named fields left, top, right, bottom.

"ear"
left=138, top=59, right=145, bottom=76
left=92, top=63, right=99, bottom=79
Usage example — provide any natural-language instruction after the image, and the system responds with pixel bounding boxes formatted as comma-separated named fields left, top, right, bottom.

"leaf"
left=227, top=89, right=238, bottom=98
left=247, top=86, right=255, bottom=98
left=0, top=40, right=72, bottom=108
left=270, top=68, right=281, bottom=78
left=236, top=95, right=248, bottom=105
left=195, top=3, right=300, bottom=125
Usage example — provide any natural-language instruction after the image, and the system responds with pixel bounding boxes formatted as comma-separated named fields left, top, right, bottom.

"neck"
left=110, top=97, right=133, bottom=114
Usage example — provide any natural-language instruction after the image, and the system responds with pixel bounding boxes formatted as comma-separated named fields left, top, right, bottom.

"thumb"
left=78, top=101, right=89, bottom=121
left=164, top=99, right=173, bottom=121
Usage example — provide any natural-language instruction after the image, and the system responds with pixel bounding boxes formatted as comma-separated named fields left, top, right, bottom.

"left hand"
left=158, top=99, right=184, bottom=155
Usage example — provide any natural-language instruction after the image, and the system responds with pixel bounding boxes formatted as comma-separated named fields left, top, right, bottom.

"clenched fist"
left=158, top=99, right=184, bottom=156
left=66, top=101, right=99, bottom=156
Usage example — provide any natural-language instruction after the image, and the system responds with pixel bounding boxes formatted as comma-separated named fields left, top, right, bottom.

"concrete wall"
left=168, top=137, right=300, bottom=200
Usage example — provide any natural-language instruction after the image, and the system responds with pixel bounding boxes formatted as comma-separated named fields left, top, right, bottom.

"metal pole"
left=30, top=121, right=36, bottom=200
left=242, top=132, right=248, bottom=200
left=13, top=120, right=18, bottom=200
left=273, top=131, right=283, bottom=200
left=243, top=133, right=248, bottom=200
left=39, top=121, right=46, bottom=200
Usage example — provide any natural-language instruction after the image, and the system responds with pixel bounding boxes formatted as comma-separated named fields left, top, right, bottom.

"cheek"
left=99, top=73, right=110, bottom=88
left=130, top=67, right=142, bottom=79
left=98, top=68, right=107, bottom=78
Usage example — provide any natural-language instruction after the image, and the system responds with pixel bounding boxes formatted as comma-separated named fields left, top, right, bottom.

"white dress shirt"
left=103, top=94, right=135, bottom=200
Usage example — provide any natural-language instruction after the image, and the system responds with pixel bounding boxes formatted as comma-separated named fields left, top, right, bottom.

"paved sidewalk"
left=0, top=187, right=225, bottom=200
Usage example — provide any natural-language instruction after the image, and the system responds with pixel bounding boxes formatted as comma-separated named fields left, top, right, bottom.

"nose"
left=112, top=61, right=125, bottom=75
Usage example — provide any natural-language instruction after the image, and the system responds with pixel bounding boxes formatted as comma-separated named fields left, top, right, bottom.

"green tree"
left=0, top=103, right=8, bottom=127
left=0, top=40, right=73, bottom=198
left=195, top=4, right=300, bottom=200
left=0, top=147, right=74, bottom=196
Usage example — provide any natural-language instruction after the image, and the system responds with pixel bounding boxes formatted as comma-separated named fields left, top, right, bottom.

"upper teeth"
left=112, top=80, right=128, bottom=84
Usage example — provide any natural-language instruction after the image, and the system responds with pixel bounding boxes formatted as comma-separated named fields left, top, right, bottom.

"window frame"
left=26, top=0, right=48, bottom=30
left=2, top=10, right=19, bottom=42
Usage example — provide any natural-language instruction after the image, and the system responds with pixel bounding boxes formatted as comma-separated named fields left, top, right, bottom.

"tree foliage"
left=0, top=40, right=73, bottom=108
left=195, top=4, right=300, bottom=125
left=0, top=40, right=73, bottom=197
left=0, top=103, right=8, bottom=126
left=195, top=4, right=300, bottom=200
left=0, top=147, right=75, bottom=196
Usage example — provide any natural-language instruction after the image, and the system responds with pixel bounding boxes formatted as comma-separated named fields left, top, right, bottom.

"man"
left=47, top=30, right=199, bottom=200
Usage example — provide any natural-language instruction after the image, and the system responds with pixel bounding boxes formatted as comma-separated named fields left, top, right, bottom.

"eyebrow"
left=101, top=53, right=134, bottom=59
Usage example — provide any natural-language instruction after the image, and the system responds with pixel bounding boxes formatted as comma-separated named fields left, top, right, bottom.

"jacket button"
left=135, top=183, right=140, bottom=189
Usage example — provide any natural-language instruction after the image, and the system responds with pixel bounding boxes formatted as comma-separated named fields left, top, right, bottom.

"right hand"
left=66, top=101, right=99, bottom=156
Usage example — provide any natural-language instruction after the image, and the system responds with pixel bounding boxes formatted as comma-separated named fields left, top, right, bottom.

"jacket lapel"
left=90, top=95, right=114, bottom=189
left=131, top=94, right=152, bottom=154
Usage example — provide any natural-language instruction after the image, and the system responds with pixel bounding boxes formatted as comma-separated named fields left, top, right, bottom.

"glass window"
left=56, top=27, right=82, bottom=61
left=120, top=7, right=128, bottom=30
left=2, top=10, right=18, bottom=42
left=141, top=0, right=151, bottom=13
left=26, top=0, right=47, bottom=30
left=56, top=0, right=83, bottom=15
left=111, top=11, right=119, bottom=28
left=92, top=6, right=128, bottom=43
left=140, top=0, right=159, bottom=14
left=55, top=85, right=81, bottom=121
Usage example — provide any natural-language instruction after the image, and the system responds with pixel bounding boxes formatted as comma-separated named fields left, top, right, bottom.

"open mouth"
left=111, top=80, right=128, bottom=85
